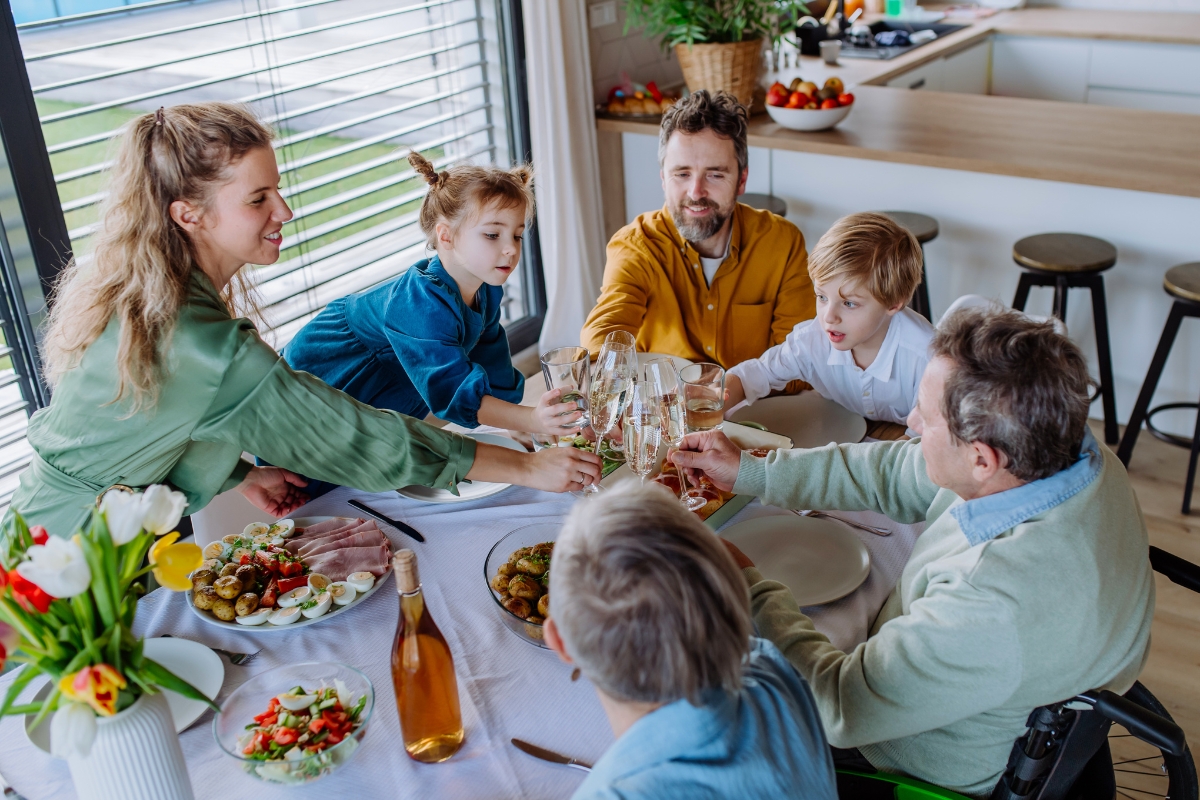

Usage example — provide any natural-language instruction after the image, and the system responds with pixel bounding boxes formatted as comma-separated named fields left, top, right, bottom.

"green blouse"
left=10, top=273, right=476, bottom=536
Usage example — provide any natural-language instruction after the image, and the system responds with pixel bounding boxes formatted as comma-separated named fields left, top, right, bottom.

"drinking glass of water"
left=680, top=363, right=726, bottom=432
left=540, top=346, right=591, bottom=435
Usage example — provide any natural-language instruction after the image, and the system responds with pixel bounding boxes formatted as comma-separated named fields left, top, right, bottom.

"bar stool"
left=1116, top=262, right=1200, bottom=514
left=879, top=211, right=938, bottom=322
left=1011, top=233, right=1119, bottom=445
left=741, top=193, right=787, bottom=217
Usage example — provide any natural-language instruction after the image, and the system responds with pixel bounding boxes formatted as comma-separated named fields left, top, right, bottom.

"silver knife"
left=511, top=738, right=593, bottom=772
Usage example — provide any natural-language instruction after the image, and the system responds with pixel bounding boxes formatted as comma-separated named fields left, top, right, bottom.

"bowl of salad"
left=213, top=662, right=373, bottom=785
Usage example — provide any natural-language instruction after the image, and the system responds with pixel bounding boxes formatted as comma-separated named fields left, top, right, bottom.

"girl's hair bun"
left=407, top=151, right=447, bottom=188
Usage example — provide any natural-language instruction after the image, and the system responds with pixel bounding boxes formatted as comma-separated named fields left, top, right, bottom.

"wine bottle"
left=391, top=550, right=464, bottom=763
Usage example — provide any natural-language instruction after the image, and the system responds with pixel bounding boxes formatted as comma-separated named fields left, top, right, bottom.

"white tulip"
left=16, top=537, right=91, bottom=599
left=100, top=489, right=145, bottom=545
left=51, top=700, right=97, bottom=759
left=139, top=485, right=187, bottom=536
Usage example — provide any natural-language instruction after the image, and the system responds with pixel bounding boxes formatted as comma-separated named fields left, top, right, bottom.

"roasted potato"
left=502, top=596, right=532, bottom=619
left=490, top=573, right=511, bottom=593
left=211, top=597, right=237, bottom=621
left=537, top=594, right=550, bottom=617
left=497, top=561, right=516, bottom=579
left=214, top=575, right=243, bottom=600
left=515, top=556, right=548, bottom=577
left=508, top=574, right=541, bottom=600
left=235, top=592, right=260, bottom=617
left=530, top=542, right=553, bottom=558
left=508, top=546, right=533, bottom=565
left=192, top=585, right=218, bottom=610
left=191, top=568, right=217, bottom=590
left=234, top=565, right=257, bottom=590
left=219, top=563, right=239, bottom=578
left=526, top=615, right=544, bottom=625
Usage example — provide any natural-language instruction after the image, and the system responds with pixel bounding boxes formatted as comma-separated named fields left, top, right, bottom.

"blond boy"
left=726, top=212, right=932, bottom=426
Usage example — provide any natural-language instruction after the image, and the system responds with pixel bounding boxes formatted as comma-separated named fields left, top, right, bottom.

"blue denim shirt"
left=572, top=639, right=837, bottom=800
left=283, top=256, right=523, bottom=428
left=951, top=430, right=1103, bottom=547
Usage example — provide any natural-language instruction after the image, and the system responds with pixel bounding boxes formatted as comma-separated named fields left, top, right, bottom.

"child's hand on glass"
left=534, top=388, right=584, bottom=435
left=724, top=374, right=746, bottom=410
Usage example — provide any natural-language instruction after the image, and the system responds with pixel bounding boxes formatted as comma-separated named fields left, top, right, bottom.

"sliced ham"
left=304, top=543, right=392, bottom=581
left=295, top=517, right=362, bottom=537
left=297, top=529, right=389, bottom=559
left=285, top=521, right=376, bottom=553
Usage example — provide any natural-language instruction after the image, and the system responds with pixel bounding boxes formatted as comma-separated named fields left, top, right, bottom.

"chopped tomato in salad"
left=240, top=684, right=367, bottom=761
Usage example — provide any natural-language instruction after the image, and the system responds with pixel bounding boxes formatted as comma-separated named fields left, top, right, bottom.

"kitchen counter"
left=595, top=8, right=1200, bottom=198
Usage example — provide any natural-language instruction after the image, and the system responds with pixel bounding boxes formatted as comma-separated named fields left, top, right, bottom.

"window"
left=0, top=0, right=542, bottom=514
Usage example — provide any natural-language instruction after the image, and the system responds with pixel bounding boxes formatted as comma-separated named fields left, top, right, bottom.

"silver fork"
left=161, top=634, right=260, bottom=666
left=794, top=509, right=892, bottom=536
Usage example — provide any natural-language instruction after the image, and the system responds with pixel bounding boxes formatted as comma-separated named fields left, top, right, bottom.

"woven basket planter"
left=674, top=38, right=764, bottom=107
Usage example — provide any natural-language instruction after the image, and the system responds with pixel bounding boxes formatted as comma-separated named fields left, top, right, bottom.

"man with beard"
left=581, top=91, right=814, bottom=371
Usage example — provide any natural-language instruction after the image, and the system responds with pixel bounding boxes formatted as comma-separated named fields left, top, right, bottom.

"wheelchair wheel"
left=1106, top=682, right=1198, bottom=800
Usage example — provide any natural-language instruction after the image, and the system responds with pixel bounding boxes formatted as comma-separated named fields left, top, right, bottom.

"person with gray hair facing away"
left=544, top=484, right=837, bottom=800
left=672, top=307, right=1155, bottom=798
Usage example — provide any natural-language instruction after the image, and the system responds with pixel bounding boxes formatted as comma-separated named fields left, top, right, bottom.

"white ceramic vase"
left=65, top=691, right=194, bottom=800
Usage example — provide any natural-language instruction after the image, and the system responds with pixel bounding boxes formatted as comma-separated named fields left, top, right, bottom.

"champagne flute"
left=584, top=342, right=633, bottom=494
left=603, top=332, right=637, bottom=455
left=622, top=382, right=660, bottom=486
left=645, top=358, right=706, bottom=512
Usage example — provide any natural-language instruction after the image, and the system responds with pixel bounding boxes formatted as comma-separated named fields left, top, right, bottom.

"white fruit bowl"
left=766, top=102, right=853, bottom=131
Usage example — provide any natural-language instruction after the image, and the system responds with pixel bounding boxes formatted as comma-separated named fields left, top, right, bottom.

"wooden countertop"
left=596, top=8, right=1200, bottom=198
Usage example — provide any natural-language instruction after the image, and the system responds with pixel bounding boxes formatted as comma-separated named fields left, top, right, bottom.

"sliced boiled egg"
left=203, top=541, right=230, bottom=561
left=328, top=582, right=357, bottom=606
left=268, top=606, right=302, bottom=625
left=301, top=592, right=332, bottom=619
left=230, top=547, right=253, bottom=563
left=235, top=608, right=273, bottom=626
left=268, top=535, right=286, bottom=546
left=243, top=522, right=270, bottom=538
left=276, top=691, right=318, bottom=711
left=222, top=534, right=239, bottom=544
left=269, top=519, right=296, bottom=538
left=279, top=586, right=311, bottom=608
left=346, top=572, right=375, bottom=593
left=307, top=573, right=331, bottom=592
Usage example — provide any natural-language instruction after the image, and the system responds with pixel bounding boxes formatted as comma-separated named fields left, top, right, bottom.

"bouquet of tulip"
left=0, top=485, right=215, bottom=757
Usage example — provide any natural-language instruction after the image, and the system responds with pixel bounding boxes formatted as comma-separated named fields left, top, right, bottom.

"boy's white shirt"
left=727, top=306, right=934, bottom=426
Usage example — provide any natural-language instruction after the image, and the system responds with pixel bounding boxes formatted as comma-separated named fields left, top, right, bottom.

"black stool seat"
left=741, top=193, right=787, bottom=217
left=1013, top=233, right=1117, bottom=274
left=1118, top=261, right=1200, bottom=514
left=1011, top=232, right=1119, bottom=444
left=1165, top=262, right=1200, bottom=303
left=881, top=211, right=939, bottom=244
left=877, top=211, right=939, bottom=322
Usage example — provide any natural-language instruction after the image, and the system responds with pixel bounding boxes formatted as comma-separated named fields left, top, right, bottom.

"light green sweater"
left=733, top=438, right=1154, bottom=798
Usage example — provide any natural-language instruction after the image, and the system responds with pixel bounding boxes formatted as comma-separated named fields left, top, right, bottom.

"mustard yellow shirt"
left=581, top=203, right=814, bottom=369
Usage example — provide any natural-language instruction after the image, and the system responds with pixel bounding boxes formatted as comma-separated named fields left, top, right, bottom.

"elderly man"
left=673, top=308, right=1155, bottom=797
left=580, top=91, right=814, bottom=369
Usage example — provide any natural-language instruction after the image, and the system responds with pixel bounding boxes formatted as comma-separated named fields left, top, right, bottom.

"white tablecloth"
left=0, top=483, right=920, bottom=800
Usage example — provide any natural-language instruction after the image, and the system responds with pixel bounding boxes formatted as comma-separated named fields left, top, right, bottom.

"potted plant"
left=623, top=0, right=809, bottom=107
left=0, top=485, right=210, bottom=800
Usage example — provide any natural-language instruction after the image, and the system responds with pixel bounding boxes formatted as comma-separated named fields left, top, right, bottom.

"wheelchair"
left=837, top=546, right=1199, bottom=800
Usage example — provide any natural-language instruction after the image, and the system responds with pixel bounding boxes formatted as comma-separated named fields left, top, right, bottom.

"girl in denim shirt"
left=284, top=152, right=580, bottom=438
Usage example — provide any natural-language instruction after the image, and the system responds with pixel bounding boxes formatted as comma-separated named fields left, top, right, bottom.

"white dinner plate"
left=721, top=515, right=870, bottom=606
left=729, top=392, right=867, bottom=449
left=24, top=637, right=223, bottom=753
left=186, top=517, right=391, bottom=633
left=396, top=432, right=526, bottom=503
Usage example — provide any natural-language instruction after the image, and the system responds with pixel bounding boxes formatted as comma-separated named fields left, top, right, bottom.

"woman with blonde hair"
left=11, top=102, right=600, bottom=536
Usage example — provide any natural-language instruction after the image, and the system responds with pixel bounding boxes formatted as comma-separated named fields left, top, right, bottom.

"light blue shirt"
left=951, top=429, right=1103, bottom=546
left=571, top=638, right=838, bottom=800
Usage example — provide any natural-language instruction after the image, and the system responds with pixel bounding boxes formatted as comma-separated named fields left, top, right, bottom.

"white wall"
left=586, top=1, right=683, bottom=104
left=622, top=132, right=1200, bottom=437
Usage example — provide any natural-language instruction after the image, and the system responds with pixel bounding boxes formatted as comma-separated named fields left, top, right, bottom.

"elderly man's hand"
left=670, top=430, right=742, bottom=492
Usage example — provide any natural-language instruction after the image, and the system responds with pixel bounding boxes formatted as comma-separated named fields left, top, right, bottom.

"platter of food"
left=729, top=391, right=867, bottom=450
left=186, top=517, right=392, bottom=632
left=397, top=432, right=526, bottom=503
left=484, top=522, right=559, bottom=648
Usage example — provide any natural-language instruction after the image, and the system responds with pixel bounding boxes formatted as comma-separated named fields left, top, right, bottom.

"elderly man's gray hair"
left=931, top=307, right=1091, bottom=481
left=549, top=484, right=752, bottom=706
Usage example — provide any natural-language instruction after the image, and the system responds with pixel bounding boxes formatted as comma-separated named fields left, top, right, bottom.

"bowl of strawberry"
left=766, top=77, right=855, bottom=131
left=214, top=662, right=373, bottom=785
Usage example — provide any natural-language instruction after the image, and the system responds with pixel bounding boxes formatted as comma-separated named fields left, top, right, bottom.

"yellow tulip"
left=150, top=532, right=203, bottom=591
left=59, top=664, right=127, bottom=716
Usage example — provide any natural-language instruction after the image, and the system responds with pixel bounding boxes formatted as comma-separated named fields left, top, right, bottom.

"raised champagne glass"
left=584, top=341, right=633, bottom=493
left=604, top=331, right=637, bottom=454
left=622, top=382, right=661, bottom=486
left=645, top=358, right=706, bottom=512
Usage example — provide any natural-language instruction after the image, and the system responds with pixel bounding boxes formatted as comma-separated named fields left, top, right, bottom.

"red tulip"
left=30, top=526, right=49, bottom=545
left=7, top=569, right=54, bottom=613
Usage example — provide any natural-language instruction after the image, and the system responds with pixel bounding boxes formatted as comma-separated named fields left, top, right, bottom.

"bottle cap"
left=393, top=550, right=419, bottom=593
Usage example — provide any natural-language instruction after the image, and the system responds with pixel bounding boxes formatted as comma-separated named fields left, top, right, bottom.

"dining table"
left=0, top=433, right=923, bottom=800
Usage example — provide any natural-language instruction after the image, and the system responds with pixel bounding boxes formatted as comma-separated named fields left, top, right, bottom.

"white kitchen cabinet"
left=886, top=58, right=944, bottom=91
left=991, top=36, right=1091, bottom=103
left=941, top=40, right=991, bottom=95
left=1089, top=41, right=1200, bottom=97
left=1087, top=86, right=1200, bottom=115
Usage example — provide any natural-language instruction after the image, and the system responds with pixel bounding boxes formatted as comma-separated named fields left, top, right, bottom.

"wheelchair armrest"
left=1149, top=546, right=1200, bottom=594
left=1079, top=690, right=1188, bottom=757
